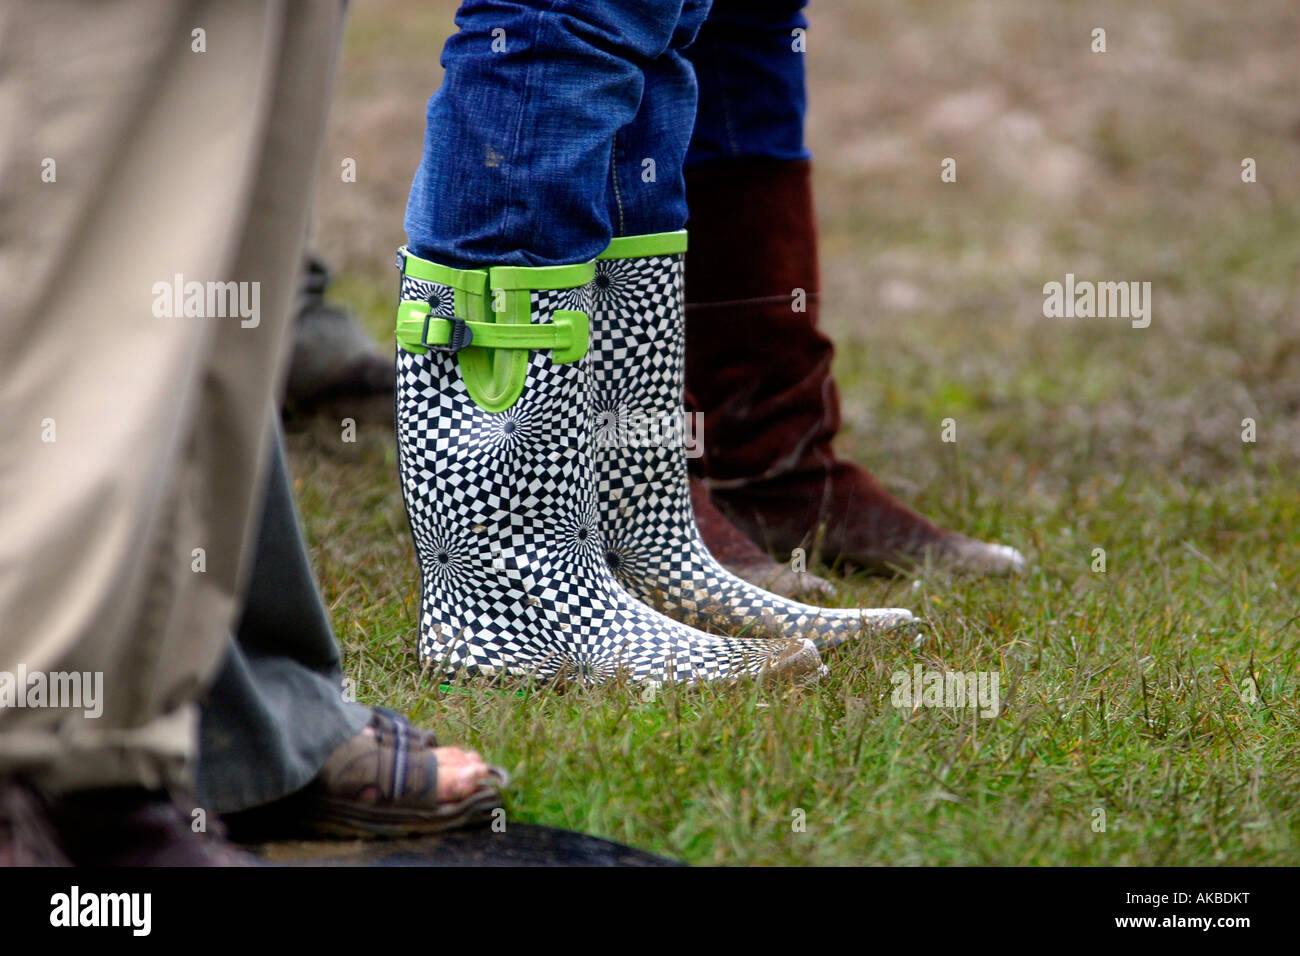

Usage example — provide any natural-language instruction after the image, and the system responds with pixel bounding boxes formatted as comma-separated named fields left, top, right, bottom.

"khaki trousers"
left=0, top=0, right=344, bottom=793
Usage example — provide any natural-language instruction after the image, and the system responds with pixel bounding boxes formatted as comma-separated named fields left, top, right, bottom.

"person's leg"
left=605, top=0, right=825, bottom=601
left=0, top=0, right=342, bottom=863
left=681, top=0, right=1025, bottom=575
left=395, top=0, right=820, bottom=683
left=585, top=13, right=914, bottom=650
left=200, top=426, right=503, bottom=838
left=670, top=0, right=835, bottom=597
left=197, top=425, right=371, bottom=817
left=0, top=0, right=326, bottom=794
left=599, top=0, right=707, bottom=241
left=406, top=0, right=696, bottom=270
left=684, top=0, right=810, bottom=168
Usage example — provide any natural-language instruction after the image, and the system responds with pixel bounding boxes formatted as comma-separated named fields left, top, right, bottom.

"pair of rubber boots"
left=394, top=231, right=915, bottom=685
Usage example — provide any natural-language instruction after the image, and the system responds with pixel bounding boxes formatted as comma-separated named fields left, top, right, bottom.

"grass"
left=288, top=0, right=1300, bottom=864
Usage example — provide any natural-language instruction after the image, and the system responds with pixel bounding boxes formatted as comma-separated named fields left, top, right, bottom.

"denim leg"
left=607, top=0, right=711, bottom=238
left=405, top=0, right=696, bottom=269
left=684, top=0, right=811, bottom=166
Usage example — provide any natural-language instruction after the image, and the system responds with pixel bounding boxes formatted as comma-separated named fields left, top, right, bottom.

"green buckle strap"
left=395, top=247, right=594, bottom=412
left=396, top=301, right=588, bottom=364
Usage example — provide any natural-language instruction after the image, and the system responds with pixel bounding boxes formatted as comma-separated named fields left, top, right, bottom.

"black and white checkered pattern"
left=395, top=269, right=808, bottom=683
left=588, top=251, right=916, bottom=649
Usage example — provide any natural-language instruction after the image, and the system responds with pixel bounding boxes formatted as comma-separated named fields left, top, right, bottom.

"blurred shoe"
left=283, top=254, right=394, bottom=421
left=0, top=779, right=69, bottom=866
left=48, top=788, right=251, bottom=866
left=684, top=159, right=1025, bottom=576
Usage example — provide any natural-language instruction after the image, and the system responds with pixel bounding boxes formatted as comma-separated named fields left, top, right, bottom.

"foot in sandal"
left=295, top=708, right=508, bottom=838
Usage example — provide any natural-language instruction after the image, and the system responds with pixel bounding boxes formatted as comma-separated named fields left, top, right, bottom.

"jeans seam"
left=610, top=130, right=627, bottom=236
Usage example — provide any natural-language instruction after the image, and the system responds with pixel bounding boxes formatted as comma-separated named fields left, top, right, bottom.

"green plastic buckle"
left=396, top=301, right=588, bottom=364
left=394, top=248, right=594, bottom=412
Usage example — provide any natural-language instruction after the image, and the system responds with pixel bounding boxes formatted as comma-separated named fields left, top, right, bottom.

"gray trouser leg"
left=196, top=425, right=370, bottom=815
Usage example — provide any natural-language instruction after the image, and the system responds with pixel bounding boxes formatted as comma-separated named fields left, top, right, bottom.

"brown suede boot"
left=684, top=159, right=1024, bottom=576
left=689, top=476, right=835, bottom=600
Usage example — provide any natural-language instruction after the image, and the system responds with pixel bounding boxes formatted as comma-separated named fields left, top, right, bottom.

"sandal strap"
left=314, top=708, right=440, bottom=806
left=368, top=708, right=439, bottom=804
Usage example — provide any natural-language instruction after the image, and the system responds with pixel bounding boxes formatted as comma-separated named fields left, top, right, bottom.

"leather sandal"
left=295, top=708, right=508, bottom=838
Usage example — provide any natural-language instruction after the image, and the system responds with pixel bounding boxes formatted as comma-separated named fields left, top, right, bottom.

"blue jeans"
left=404, top=0, right=808, bottom=270
left=684, top=0, right=810, bottom=168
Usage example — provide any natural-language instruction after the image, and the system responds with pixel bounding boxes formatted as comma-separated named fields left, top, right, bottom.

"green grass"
left=285, top=346, right=1300, bottom=865
left=293, top=0, right=1300, bottom=865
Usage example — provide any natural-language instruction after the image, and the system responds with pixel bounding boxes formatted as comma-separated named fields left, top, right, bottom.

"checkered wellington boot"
left=588, top=232, right=916, bottom=650
left=393, top=248, right=821, bottom=684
